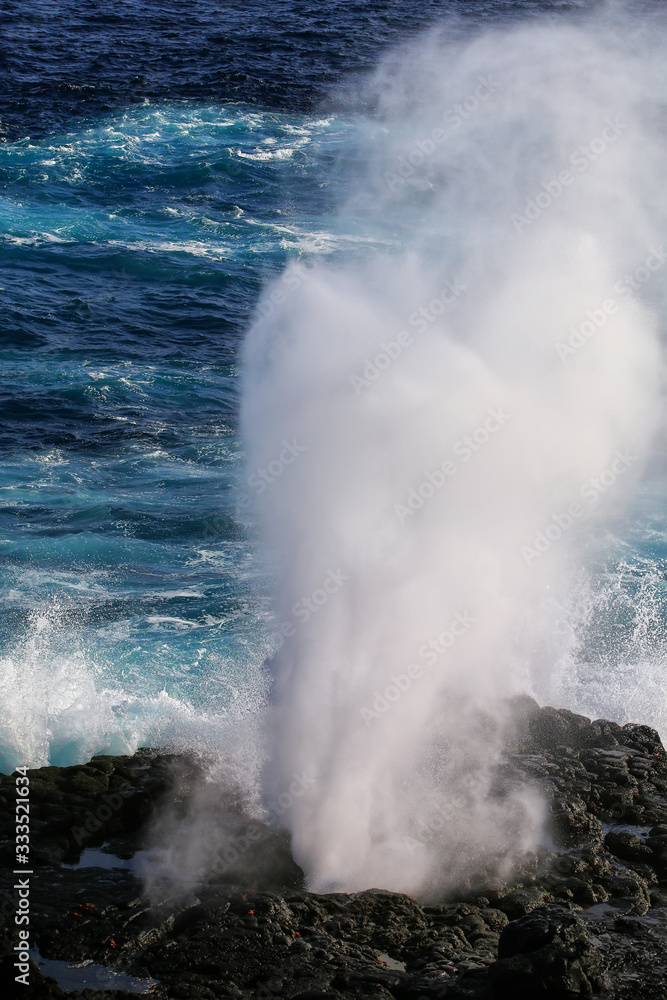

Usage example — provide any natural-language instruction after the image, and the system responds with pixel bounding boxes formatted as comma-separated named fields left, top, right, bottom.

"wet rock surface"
left=2, top=702, right=667, bottom=998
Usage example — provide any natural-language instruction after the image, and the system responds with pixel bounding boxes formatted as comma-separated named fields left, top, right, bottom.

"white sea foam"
left=0, top=607, right=268, bottom=773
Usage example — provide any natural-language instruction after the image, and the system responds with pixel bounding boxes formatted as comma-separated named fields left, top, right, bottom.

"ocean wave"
left=0, top=606, right=270, bottom=772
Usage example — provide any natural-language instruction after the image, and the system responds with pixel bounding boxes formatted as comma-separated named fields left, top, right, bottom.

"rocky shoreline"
left=2, top=700, right=667, bottom=998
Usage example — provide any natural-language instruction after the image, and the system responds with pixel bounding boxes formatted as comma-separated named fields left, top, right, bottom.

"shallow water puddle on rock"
left=600, top=823, right=653, bottom=836
left=30, top=948, right=158, bottom=993
left=377, top=953, right=406, bottom=972
left=582, top=901, right=633, bottom=918
left=62, top=846, right=135, bottom=870
left=62, top=844, right=165, bottom=874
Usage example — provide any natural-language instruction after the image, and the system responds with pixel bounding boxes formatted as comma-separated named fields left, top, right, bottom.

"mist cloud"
left=240, top=4, right=666, bottom=895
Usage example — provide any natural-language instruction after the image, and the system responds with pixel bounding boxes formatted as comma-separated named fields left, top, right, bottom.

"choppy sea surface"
left=1, top=0, right=666, bottom=771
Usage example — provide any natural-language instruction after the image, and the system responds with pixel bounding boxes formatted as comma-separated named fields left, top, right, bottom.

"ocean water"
left=1, top=0, right=667, bottom=775
left=0, top=98, right=364, bottom=770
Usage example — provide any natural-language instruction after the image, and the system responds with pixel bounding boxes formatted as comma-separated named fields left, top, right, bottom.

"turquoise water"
left=0, top=102, right=366, bottom=770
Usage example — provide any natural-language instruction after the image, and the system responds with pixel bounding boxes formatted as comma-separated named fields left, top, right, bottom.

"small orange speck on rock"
left=248, top=910, right=254, bottom=915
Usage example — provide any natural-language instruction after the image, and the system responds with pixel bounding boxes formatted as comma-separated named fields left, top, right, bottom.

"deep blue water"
left=0, top=96, right=366, bottom=769
left=1, top=0, right=666, bottom=771
left=0, top=0, right=453, bottom=769
left=0, top=0, right=591, bottom=143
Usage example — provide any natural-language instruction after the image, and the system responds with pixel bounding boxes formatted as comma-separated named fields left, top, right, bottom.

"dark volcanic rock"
left=0, top=750, right=195, bottom=867
left=2, top=703, right=667, bottom=998
left=489, top=903, right=608, bottom=996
